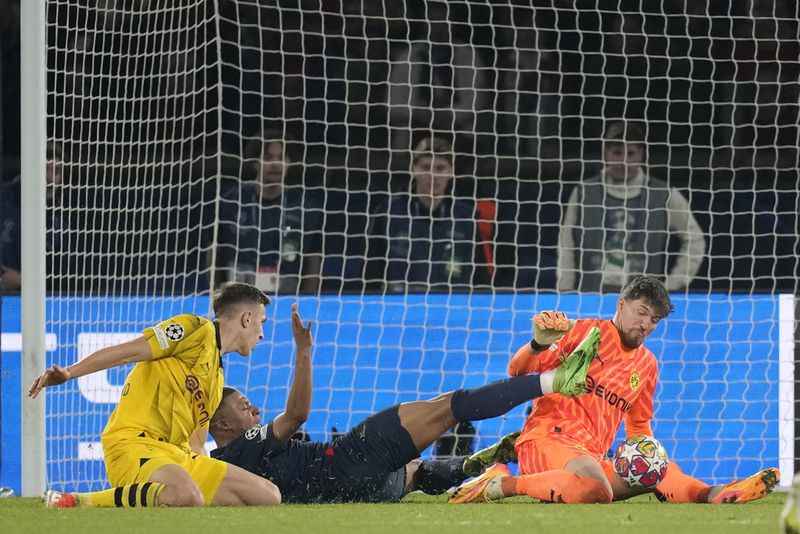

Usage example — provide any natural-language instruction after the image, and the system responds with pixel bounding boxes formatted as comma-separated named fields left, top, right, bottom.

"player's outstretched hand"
left=532, top=311, right=576, bottom=347
left=28, top=364, right=70, bottom=399
left=291, top=303, right=313, bottom=353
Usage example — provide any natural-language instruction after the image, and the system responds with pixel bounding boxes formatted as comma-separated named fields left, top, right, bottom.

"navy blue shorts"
left=330, top=405, right=420, bottom=502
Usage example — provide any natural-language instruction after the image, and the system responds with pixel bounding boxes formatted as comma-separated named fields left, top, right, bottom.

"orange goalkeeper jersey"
left=510, top=318, right=658, bottom=457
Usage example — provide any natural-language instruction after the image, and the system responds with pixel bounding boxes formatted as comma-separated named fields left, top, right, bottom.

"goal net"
left=13, top=0, right=797, bottom=493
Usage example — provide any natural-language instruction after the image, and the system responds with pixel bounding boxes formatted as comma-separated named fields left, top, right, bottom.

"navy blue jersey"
left=211, top=408, right=418, bottom=503
left=212, top=422, right=338, bottom=503
left=0, top=179, right=86, bottom=292
left=217, top=184, right=324, bottom=292
left=369, top=195, right=481, bottom=292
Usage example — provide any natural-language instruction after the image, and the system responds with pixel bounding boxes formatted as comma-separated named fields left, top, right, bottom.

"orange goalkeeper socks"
left=654, top=462, right=712, bottom=503
left=74, top=482, right=164, bottom=507
left=513, top=470, right=613, bottom=503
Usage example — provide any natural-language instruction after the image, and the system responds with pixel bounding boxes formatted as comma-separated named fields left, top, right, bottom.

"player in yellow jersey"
left=28, top=282, right=282, bottom=508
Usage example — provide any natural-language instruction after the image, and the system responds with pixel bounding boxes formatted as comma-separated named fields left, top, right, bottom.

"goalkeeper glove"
left=530, top=310, right=575, bottom=350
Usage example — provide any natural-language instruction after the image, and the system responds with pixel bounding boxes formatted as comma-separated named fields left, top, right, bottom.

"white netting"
left=36, top=0, right=798, bottom=492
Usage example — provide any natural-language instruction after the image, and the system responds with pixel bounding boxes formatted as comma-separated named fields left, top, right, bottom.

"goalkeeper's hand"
left=532, top=311, right=575, bottom=348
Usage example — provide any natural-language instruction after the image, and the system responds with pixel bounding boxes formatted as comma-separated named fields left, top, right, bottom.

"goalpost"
left=12, top=1, right=798, bottom=495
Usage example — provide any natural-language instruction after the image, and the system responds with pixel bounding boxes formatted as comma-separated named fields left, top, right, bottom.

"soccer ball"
left=612, top=435, right=669, bottom=488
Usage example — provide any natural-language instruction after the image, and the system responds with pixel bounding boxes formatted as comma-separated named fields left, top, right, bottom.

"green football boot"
left=552, top=326, right=601, bottom=397
left=462, top=431, right=521, bottom=477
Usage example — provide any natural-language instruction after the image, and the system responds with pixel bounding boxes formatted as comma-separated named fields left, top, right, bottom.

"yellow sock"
left=75, top=482, right=164, bottom=507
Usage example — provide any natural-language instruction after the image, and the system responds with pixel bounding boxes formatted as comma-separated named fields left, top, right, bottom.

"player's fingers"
left=28, top=373, right=46, bottom=398
left=305, top=320, right=312, bottom=332
left=539, top=311, right=558, bottom=330
left=551, top=312, right=570, bottom=331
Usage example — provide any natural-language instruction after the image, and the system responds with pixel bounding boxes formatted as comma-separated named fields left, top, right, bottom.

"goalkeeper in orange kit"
left=449, top=276, right=779, bottom=504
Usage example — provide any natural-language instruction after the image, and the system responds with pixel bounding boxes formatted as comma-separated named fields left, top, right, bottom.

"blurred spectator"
left=385, top=1, right=490, bottom=154
left=0, top=0, right=20, bottom=182
left=367, top=136, right=489, bottom=293
left=493, top=179, right=561, bottom=290
left=494, top=7, right=544, bottom=156
left=557, top=121, right=706, bottom=293
left=0, top=143, right=64, bottom=293
left=0, top=174, right=19, bottom=292
left=728, top=0, right=800, bottom=152
left=216, top=130, right=323, bottom=294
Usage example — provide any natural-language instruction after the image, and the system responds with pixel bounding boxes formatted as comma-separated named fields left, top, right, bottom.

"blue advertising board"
left=0, top=293, right=790, bottom=493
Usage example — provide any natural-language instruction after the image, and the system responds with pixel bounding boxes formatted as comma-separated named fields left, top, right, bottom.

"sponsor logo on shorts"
left=585, top=375, right=631, bottom=413
left=629, top=372, right=640, bottom=391
left=185, top=375, right=210, bottom=426
left=165, top=323, right=185, bottom=342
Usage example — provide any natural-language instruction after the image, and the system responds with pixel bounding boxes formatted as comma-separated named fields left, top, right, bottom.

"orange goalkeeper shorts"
left=517, top=436, right=612, bottom=476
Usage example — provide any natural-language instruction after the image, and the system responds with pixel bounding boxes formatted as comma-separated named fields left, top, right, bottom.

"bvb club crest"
left=630, top=372, right=640, bottom=391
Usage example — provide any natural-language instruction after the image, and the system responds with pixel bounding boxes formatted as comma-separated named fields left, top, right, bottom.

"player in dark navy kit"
left=209, top=306, right=602, bottom=503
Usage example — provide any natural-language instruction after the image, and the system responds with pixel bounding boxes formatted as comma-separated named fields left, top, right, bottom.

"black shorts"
left=330, top=405, right=420, bottom=502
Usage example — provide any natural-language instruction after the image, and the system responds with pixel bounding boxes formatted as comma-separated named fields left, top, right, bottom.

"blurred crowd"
left=0, top=0, right=797, bottom=295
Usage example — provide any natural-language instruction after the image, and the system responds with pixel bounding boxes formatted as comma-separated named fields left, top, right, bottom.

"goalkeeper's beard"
left=614, top=316, right=644, bottom=349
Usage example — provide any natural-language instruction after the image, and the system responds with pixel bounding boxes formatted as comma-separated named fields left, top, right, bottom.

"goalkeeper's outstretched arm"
left=28, top=336, right=152, bottom=398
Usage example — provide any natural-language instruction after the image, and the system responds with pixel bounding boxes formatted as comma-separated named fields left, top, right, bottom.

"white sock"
left=485, top=477, right=507, bottom=500
left=540, top=369, right=556, bottom=395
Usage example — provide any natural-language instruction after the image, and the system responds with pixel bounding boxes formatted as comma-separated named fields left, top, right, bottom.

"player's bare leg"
left=562, top=456, right=614, bottom=499
left=148, top=464, right=205, bottom=507
left=211, top=463, right=281, bottom=505
left=397, top=392, right=459, bottom=451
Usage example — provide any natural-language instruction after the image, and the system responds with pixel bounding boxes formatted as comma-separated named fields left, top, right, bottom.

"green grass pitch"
left=0, top=492, right=786, bottom=534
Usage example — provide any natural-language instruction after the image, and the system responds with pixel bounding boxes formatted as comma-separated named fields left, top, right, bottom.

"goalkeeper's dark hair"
left=212, top=282, right=271, bottom=318
left=621, top=276, right=674, bottom=317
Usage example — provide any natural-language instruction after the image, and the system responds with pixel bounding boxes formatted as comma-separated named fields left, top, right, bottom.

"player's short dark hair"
left=621, top=276, right=674, bottom=317
left=603, top=120, right=646, bottom=148
left=209, top=387, right=239, bottom=436
left=412, top=136, right=453, bottom=168
left=212, top=282, right=271, bottom=318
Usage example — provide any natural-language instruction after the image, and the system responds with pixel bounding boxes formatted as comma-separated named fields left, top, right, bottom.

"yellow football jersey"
left=101, top=314, right=224, bottom=451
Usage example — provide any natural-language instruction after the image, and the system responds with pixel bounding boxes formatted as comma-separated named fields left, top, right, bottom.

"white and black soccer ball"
left=613, top=435, right=669, bottom=488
